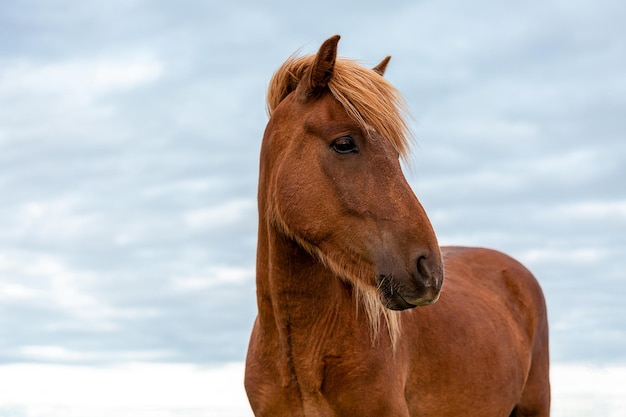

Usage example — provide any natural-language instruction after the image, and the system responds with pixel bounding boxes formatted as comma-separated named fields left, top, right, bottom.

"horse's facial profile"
left=261, top=36, right=443, bottom=311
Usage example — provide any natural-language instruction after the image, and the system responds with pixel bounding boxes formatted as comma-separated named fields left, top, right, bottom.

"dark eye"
left=331, top=136, right=358, bottom=154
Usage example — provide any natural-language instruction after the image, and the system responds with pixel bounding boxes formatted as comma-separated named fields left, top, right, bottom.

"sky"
left=0, top=0, right=625, bottom=414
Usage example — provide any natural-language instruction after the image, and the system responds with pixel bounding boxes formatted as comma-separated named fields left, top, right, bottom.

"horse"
left=244, top=35, right=550, bottom=417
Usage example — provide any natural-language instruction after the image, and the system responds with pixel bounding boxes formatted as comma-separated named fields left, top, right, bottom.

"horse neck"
left=258, top=223, right=343, bottom=327
left=253, top=208, right=401, bottom=410
left=254, top=218, right=372, bottom=357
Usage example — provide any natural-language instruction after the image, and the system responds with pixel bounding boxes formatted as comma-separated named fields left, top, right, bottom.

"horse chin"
left=381, top=293, right=417, bottom=311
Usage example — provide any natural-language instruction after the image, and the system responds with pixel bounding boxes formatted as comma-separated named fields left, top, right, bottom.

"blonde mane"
left=267, top=54, right=413, bottom=160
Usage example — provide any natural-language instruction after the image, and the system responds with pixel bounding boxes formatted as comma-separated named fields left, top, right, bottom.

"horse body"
left=245, top=35, right=550, bottom=417
left=402, top=247, right=550, bottom=417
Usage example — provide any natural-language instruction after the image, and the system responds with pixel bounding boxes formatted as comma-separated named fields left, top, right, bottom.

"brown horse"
left=245, top=35, right=550, bottom=417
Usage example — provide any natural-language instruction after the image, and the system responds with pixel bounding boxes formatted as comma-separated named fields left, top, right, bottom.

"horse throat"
left=260, top=229, right=354, bottom=341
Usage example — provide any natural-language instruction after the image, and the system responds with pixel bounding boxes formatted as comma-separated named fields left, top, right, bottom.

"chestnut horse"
left=245, top=35, right=550, bottom=417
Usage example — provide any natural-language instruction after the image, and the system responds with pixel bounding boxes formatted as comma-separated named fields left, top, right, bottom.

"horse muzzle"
left=377, top=253, right=444, bottom=310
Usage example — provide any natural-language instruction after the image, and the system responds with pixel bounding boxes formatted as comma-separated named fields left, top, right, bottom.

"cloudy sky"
left=1, top=0, right=625, bottom=414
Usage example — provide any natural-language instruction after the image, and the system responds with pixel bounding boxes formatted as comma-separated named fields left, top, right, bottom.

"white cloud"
left=0, top=56, right=163, bottom=98
left=172, top=266, right=255, bottom=291
left=183, top=199, right=255, bottom=229
left=551, top=364, right=626, bottom=417
left=0, top=362, right=623, bottom=417
left=0, top=0, right=624, bottom=368
left=0, top=252, right=154, bottom=332
left=0, top=55, right=164, bottom=146
left=17, top=345, right=173, bottom=363
left=520, top=247, right=608, bottom=265
left=7, top=198, right=100, bottom=242
left=0, top=362, right=252, bottom=414
left=545, top=200, right=626, bottom=221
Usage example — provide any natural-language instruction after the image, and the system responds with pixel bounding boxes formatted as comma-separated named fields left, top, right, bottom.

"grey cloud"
left=0, top=0, right=624, bottom=366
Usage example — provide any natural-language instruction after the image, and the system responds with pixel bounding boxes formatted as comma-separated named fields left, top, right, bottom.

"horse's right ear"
left=297, top=35, right=340, bottom=100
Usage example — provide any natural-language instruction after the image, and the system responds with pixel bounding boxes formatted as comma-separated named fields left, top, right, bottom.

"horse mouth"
left=377, top=275, right=439, bottom=311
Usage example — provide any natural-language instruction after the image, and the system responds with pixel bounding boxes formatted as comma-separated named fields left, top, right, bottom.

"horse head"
left=260, top=35, right=444, bottom=311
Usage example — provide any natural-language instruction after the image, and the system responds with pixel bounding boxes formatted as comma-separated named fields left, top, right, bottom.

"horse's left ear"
left=297, top=35, right=340, bottom=99
left=373, top=56, right=391, bottom=76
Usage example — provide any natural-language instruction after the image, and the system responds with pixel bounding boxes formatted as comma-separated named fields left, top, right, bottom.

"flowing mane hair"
left=267, top=53, right=413, bottom=160
left=265, top=52, right=417, bottom=347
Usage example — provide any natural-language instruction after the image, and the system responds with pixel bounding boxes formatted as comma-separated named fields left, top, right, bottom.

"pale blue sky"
left=0, top=0, right=624, bottom=369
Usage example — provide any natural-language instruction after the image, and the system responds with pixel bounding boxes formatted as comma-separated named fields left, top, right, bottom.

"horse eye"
left=331, top=137, right=358, bottom=154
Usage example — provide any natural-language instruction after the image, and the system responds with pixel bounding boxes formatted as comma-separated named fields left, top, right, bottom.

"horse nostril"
left=416, top=255, right=431, bottom=280
left=416, top=252, right=444, bottom=293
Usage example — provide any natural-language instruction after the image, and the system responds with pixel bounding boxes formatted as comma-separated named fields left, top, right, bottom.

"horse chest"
left=246, top=353, right=336, bottom=417
left=248, top=323, right=407, bottom=417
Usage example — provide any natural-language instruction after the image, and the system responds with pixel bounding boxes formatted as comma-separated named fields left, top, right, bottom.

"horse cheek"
left=274, top=159, right=337, bottom=245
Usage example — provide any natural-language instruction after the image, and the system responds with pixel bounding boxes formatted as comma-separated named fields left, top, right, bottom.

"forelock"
left=266, top=54, right=413, bottom=159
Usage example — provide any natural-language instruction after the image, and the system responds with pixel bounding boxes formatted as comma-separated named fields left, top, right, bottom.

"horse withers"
left=245, top=35, right=550, bottom=417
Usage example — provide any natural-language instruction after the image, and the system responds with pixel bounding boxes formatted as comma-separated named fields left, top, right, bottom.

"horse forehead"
left=270, top=92, right=343, bottom=125
left=302, top=92, right=350, bottom=120
left=301, top=97, right=354, bottom=129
